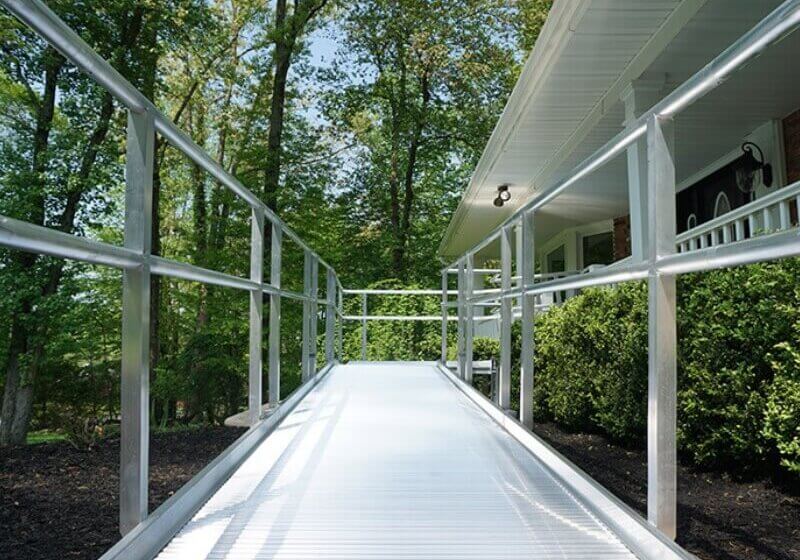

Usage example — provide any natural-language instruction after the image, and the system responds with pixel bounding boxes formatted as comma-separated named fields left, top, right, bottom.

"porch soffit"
left=438, top=0, right=685, bottom=261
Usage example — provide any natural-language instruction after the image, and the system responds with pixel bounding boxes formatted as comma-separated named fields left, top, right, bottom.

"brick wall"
left=785, top=108, right=800, bottom=184
left=613, top=215, right=631, bottom=261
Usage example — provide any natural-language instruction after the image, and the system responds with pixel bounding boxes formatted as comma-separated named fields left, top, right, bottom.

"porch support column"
left=622, top=76, right=665, bottom=262
left=646, top=113, right=677, bottom=539
left=441, top=271, right=448, bottom=364
left=457, top=261, right=466, bottom=379
left=498, top=227, right=512, bottom=410
left=464, top=254, right=475, bottom=384
left=248, top=209, right=264, bottom=426
left=120, top=109, right=154, bottom=535
left=520, top=210, right=535, bottom=428
left=268, top=225, right=282, bottom=407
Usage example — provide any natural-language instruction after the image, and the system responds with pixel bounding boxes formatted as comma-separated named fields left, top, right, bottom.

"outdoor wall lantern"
left=735, top=141, right=773, bottom=193
left=493, top=184, right=511, bottom=207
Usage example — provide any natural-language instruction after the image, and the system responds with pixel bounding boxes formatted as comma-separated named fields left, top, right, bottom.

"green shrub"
left=679, top=364, right=767, bottom=470
left=763, top=311, right=800, bottom=474
left=677, top=261, right=800, bottom=470
left=588, top=282, right=648, bottom=443
left=533, top=291, right=601, bottom=431
left=445, top=336, right=499, bottom=362
left=530, top=282, right=648, bottom=440
left=472, top=337, right=500, bottom=361
left=523, top=259, right=800, bottom=477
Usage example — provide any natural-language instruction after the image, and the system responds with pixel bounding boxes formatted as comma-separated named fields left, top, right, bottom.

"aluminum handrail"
left=343, top=288, right=449, bottom=295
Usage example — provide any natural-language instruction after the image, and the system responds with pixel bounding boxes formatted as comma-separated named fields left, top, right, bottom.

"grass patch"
left=26, top=430, right=67, bottom=445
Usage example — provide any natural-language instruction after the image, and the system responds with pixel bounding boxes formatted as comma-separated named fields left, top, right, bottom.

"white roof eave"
left=437, top=0, right=589, bottom=262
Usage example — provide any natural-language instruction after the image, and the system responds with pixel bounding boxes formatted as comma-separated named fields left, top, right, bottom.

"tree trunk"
left=0, top=49, right=64, bottom=446
left=139, top=13, right=161, bottom=379
left=395, top=72, right=430, bottom=279
left=263, top=0, right=291, bottom=211
left=191, top=103, right=209, bottom=328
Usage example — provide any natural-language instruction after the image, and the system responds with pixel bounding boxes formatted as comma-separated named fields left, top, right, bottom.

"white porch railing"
left=677, top=180, right=800, bottom=252
left=582, top=182, right=800, bottom=283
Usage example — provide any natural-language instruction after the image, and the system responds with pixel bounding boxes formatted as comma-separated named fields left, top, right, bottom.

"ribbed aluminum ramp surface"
left=156, top=363, right=637, bottom=559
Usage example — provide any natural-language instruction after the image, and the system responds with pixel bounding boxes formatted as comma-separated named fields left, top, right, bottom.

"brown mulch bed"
left=0, top=426, right=246, bottom=560
left=533, top=422, right=800, bottom=560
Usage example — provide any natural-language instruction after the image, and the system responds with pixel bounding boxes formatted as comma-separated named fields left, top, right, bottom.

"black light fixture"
left=735, top=141, right=773, bottom=194
left=493, top=184, right=511, bottom=207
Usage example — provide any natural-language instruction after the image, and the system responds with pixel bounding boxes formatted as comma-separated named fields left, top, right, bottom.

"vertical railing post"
left=457, top=261, right=465, bottom=379
left=360, top=292, right=368, bottom=360
left=498, top=227, right=512, bottom=410
left=337, top=286, right=343, bottom=361
left=310, top=256, right=319, bottom=376
left=120, top=109, right=154, bottom=535
left=248, top=209, right=264, bottom=426
left=646, top=113, right=677, bottom=539
left=520, top=210, right=535, bottom=428
left=325, top=268, right=336, bottom=364
left=515, top=223, right=523, bottom=311
left=464, top=254, right=474, bottom=384
left=268, top=225, right=281, bottom=407
left=441, top=271, right=448, bottom=364
left=301, top=250, right=312, bottom=381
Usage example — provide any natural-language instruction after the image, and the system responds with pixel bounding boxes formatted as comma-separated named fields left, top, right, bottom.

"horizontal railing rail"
left=341, top=289, right=461, bottom=360
left=441, top=0, right=800, bottom=543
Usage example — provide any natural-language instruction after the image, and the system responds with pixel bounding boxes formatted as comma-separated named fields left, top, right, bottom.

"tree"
left=323, top=0, right=519, bottom=282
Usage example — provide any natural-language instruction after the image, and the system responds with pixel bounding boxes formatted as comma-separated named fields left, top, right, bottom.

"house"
left=438, top=0, right=800, bottom=338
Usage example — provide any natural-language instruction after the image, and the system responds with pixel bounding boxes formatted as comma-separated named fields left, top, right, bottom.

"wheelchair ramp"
left=156, top=363, right=637, bottom=559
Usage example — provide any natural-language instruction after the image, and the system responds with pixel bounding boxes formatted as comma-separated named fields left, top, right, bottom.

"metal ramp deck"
left=154, top=363, right=643, bottom=559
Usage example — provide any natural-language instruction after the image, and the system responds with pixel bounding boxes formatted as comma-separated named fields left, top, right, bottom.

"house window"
left=714, top=192, right=731, bottom=218
left=546, top=245, right=565, bottom=273
left=687, top=213, right=698, bottom=230
left=582, top=231, right=613, bottom=267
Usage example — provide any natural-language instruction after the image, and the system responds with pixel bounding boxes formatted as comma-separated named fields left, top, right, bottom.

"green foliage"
left=679, top=364, right=767, bottom=470
left=763, top=311, right=800, bottom=474
left=678, top=260, right=800, bottom=470
left=472, top=337, right=500, bottom=361
left=344, top=279, right=452, bottom=361
left=533, top=293, right=599, bottom=431
left=531, top=282, right=647, bottom=437
left=587, top=283, right=649, bottom=443
left=526, top=260, right=800, bottom=477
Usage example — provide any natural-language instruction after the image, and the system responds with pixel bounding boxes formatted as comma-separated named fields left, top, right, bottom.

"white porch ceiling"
left=440, top=0, right=796, bottom=262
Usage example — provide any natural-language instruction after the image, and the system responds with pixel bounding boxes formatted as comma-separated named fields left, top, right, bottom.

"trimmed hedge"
left=519, top=259, right=800, bottom=477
